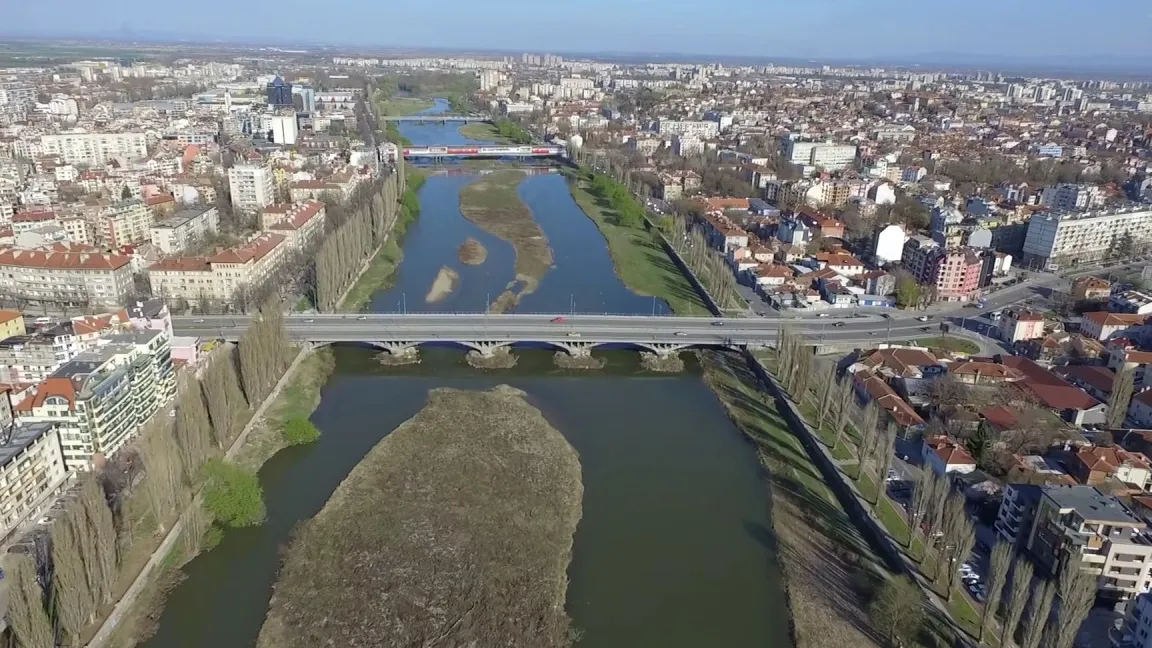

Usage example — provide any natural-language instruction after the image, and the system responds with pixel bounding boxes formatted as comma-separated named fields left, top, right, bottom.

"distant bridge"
left=402, top=145, right=567, bottom=160
left=379, top=114, right=487, bottom=123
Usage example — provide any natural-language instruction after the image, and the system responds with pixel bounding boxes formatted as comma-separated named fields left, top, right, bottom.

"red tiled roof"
left=208, top=232, right=285, bottom=265
left=924, top=435, right=976, bottom=467
left=0, top=248, right=131, bottom=271
left=12, top=210, right=57, bottom=223
left=0, top=309, right=22, bottom=325
left=13, top=377, right=78, bottom=414
left=150, top=256, right=212, bottom=272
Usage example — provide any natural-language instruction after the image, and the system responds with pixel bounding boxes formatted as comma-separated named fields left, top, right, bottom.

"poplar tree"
left=51, top=508, right=95, bottom=639
left=1001, top=558, right=1035, bottom=648
left=872, top=420, right=899, bottom=503
left=1051, top=561, right=1098, bottom=648
left=1108, top=368, right=1136, bottom=429
left=7, top=553, right=54, bottom=648
left=1020, top=578, right=1055, bottom=648
left=980, top=540, right=1013, bottom=643
left=79, top=475, right=118, bottom=605
left=815, top=365, right=837, bottom=430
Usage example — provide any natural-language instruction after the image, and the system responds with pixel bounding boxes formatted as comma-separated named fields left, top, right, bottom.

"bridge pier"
left=374, top=342, right=420, bottom=366
left=553, top=342, right=605, bottom=370
left=465, top=342, right=516, bottom=369
left=639, top=343, right=687, bottom=373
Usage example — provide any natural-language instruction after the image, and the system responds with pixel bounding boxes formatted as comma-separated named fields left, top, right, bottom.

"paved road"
left=171, top=313, right=951, bottom=347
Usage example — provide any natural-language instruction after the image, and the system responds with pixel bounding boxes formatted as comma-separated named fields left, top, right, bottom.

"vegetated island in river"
left=256, top=386, right=583, bottom=648
left=458, top=237, right=488, bottom=265
left=458, top=170, right=553, bottom=313
left=425, top=265, right=460, bottom=303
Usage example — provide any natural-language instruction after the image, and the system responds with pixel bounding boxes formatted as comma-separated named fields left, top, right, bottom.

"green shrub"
left=202, top=459, right=266, bottom=527
left=281, top=417, right=322, bottom=446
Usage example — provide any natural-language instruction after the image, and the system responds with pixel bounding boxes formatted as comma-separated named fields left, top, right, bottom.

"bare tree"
left=1001, top=558, right=1035, bottom=648
left=857, top=402, right=882, bottom=472
left=1050, top=560, right=1097, bottom=648
left=906, top=469, right=936, bottom=548
left=78, top=475, right=118, bottom=605
left=872, top=420, right=899, bottom=503
left=1020, top=578, right=1056, bottom=648
left=938, top=493, right=976, bottom=598
left=980, top=540, right=1013, bottom=643
left=50, top=508, right=95, bottom=640
left=815, top=365, right=837, bottom=430
left=1108, top=368, right=1136, bottom=429
left=832, top=379, right=855, bottom=451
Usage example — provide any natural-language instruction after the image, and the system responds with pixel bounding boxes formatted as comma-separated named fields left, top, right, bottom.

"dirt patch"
left=640, top=351, right=685, bottom=372
left=466, top=347, right=518, bottom=369
left=458, top=170, right=553, bottom=313
left=256, top=386, right=583, bottom=648
left=553, top=352, right=606, bottom=370
left=425, top=266, right=460, bottom=303
left=458, top=238, right=488, bottom=265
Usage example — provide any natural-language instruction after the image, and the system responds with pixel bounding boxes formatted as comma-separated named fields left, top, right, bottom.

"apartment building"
left=1026, top=485, right=1152, bottom=601
left=148, top=232, right=287, bottom=302
left=98, top=199, right=153, bottom=248
left=995, top=483, right=1043, bottom=547
left=288, top=168, right=361, bottom=203
left=0, top=310, right=25, bottom=340
left=902, top=237, right=983, bottom=302
left=0, top=422, right=70, bottom=538
left=261, top=201, right=326, bottom=250
left=227, top=163, right=275, bottom=211
left=16, top=330, right=174, bottom=469
left=40, top=132, right=148, bottom=165
left=0, top=316, right=126, bottom=385
left=1022, top=207, right=1152, bottom=270
left=1116, top=592, right=1152, bottom=648
left=1040, top=183, right=1106, bottom=212
left=655, top=120, right=719, bottom=139
left=150, top=206, right=220, bottom=255
left=782, top=140, right=858, bottom=171
left=0, top=248, right=134, bottom=308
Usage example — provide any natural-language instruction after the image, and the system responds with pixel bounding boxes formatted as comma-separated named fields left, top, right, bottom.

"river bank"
left=338, top=170, right=425, bottom=312
left=699, top=350, right=883, bottom=648
left=256, top=385, right=583, bottom=648
left=458, top=170, right=554, bottom=313
left=564, top=171, right=709, bottom=315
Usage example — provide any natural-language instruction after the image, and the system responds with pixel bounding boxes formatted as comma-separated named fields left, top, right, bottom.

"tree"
left=815, top=365, right=837, bottom=430
left=201, top=458, right=266, bottom=527
left=906, top=469, right=937, bottom=549
left=1117, top=230, right=1135, bottom=259
left=1019, top=578, right=1055, bottom=648
left=868, top=576, right=924, bottom=645
left=1108, top=368, right=1136, bottom=429
left=282, top=417, right=322, bottom=445
left=872, top=420, right=899, bottom=503
left=1050, top=560, right=1097, bottom=648
left=894, top=269, right=921, bottom=309
left=7, top=553, right=54, bottom=648
left=51, top=507, right=95, bottom=639
left=857, top=402, right=882, bottom=472
left=202, top=347, right=249, bottom=446
left=1001, top=558, right=1035, bottom=648
left=832, top=378, right=855, bottom=451
left=980, top=540, right=1013, bottom=643
left=937, top=493, right=976, bottom=597
left=121, top=184, right=133, bottom=200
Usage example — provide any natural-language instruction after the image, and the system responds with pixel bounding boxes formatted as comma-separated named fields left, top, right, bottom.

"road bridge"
left=402, top=145, right=566, bottom=160
left=172, top=313, right=944, bottom=359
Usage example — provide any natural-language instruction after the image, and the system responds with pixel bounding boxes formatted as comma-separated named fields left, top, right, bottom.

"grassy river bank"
left=257, top=386, right=583, bottom=648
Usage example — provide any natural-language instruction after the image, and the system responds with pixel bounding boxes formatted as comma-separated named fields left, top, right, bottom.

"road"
left=171, top=312, right=955, bottom=348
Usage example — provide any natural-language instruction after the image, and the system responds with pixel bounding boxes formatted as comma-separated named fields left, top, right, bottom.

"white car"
left=916, top=315, right=930, bottom=322
left=817, top=313, right=830, bottom=318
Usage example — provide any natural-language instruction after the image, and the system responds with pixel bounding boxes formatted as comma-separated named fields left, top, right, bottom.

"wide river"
left=142, top=99, right=792, bottom=648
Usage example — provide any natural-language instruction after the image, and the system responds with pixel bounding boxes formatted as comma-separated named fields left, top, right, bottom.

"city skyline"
left=7, top=0, right=1152, bottom=66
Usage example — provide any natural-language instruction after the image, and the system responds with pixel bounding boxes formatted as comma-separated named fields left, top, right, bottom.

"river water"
left=141, top=99, right=790, bottom=648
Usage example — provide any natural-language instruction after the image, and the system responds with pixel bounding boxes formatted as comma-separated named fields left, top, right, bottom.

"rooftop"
left=1043, top=485, right=1140, bottom=525
left=0, top=422, right=56, bottom=469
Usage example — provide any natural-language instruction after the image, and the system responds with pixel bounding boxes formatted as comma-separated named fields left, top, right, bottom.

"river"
left=140, top=98, right=790, bottom=648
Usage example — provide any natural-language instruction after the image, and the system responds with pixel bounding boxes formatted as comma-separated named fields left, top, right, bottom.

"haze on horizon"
left=6, top=0, right=1152, bottom=64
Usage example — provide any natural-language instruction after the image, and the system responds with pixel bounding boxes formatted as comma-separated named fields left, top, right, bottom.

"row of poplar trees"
left=6, top=301, right=294, bottom=648
left=776, top=329, right=1100, bottom=648
left=312, top=164, right=408, bottom=312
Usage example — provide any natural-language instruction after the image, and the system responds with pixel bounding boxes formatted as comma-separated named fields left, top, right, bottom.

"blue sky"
left=8, top=0, right=1152, bottom=61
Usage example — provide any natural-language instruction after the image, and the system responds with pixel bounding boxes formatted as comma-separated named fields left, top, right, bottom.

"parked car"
left=917, top=315, right=931, bottom=322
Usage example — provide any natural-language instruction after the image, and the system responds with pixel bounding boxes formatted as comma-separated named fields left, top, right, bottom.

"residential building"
left=1026, top=485, right=1152, bottom=601
left=1112, top=291, right=1152, bottom=316
left=16, top=330, right=174, bottom=469
left=1082, top=312, right=1148, bottom=341
left=922, top=435, right=977, bottom=475
left=98, top=199, right=153, bottom=248
left=994, top=483, right=1043, bottom=547
left=1072, top=276, right=1112, bottom=301
left=903, top=238, right=983, bottom=302
left=1114, top=591, right=1152, bottom=648
left=40, top=132, right=148, bottom=166
left=0, top=249, right=134, bottom=308
left=1067, top=446, right=1152, bottom=490
left=148, top=232, right=287, bottom=302
left=288, top=168, right=360, bottom=203
left=1040, top=184, right=1106, bottom=212
left=782, top=140, right=858, bottom=171
left=262, top=201, right=326, bottom=250
left=227, top=164, right=275, bottom=212
left=1022, top=208, right=1152, bottom=270
left=0, top=310, right=25, bottom=340
left=999, top=309, right=1046, bottom=343
left=0, top=422, right=70, bottom=538
left=873, top=224, right=905, bottom=264
left=150, top=206, right=220, bottom=255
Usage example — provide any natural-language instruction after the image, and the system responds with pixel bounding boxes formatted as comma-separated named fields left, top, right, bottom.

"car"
left=868, top=331, right=876, bottom=335
left=674, top=331, right=687, bottom=337
left=921, top=326, right=931, bottom=332
left=711, top=321, right=725, bottom=327
left=916, top=315, right=931, bottom=322
left=551, top=316, right=566, bottom=323
left=880, top=313, right=891, bottom=320
left=833, top=321, right=845, bottom=327
left=885, top=469, right=899, bottom=482
left=305, top=318, right=315, bottom=323
left=194, top=318, right=205, bottom=323
left=567, top=332, right=581, bottom=337
left=357, top=315, right=367, bottom=320
left=817, top=313, right=829, bottom=318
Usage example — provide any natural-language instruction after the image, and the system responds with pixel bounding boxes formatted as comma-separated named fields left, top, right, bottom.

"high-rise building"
left=99, top=199, right=153, bottom=248
left=266, top=76, right=294, bottom=107
left=1022, top=207, right=1152, bottom=269
left=1039, top=183, right=1106, bottom=212
left=292, top=85, right=316, bottom=113
left=0, top=421, right=70, bottom=537
left=40, top=132, right=148, bottom=165
left=267, top=113, right=298, bottom=145
left=227, top=163, right=275, bottom=211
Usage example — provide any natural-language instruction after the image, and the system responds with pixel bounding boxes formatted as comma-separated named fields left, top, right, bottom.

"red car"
left=551, top=316, right=566, bottom=323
